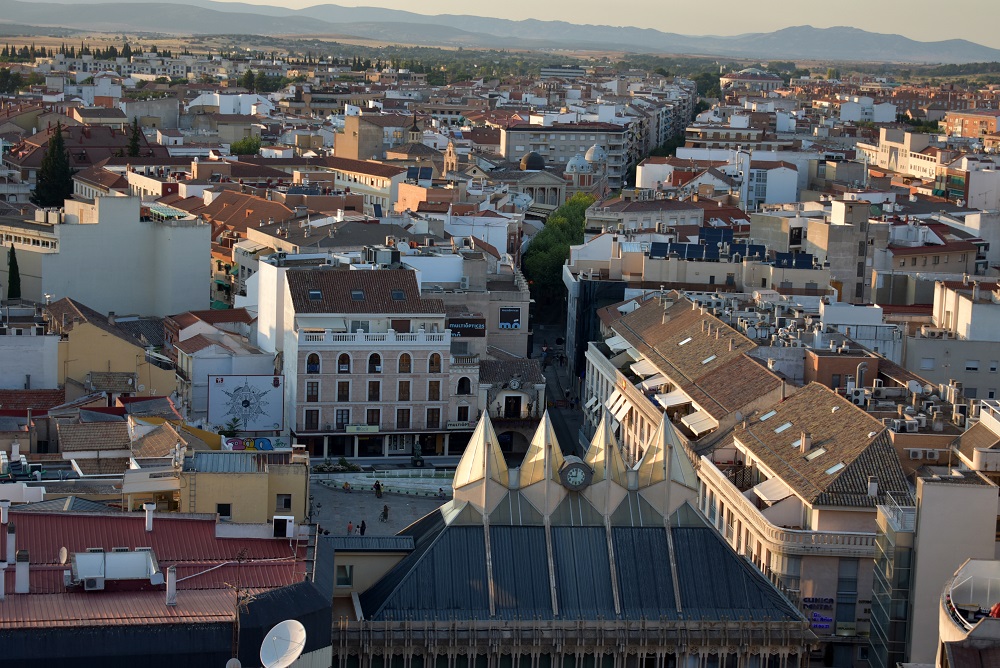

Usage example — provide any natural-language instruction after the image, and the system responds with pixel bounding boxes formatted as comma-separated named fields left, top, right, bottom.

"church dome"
left=584, top=144, right=608, bottom=164
left=519, top=151, right=546, bottom=171
left=565, top=153, right=592, bottom=174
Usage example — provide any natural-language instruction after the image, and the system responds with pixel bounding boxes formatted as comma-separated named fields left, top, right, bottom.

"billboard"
left=447, top=316, right=486, bottom=337
left=208, top=375, right=284, bottom=432
left=498, top=307, right=522, bottom=330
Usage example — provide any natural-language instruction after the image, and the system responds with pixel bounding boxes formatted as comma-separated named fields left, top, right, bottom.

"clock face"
left=565, top=466, right=587, bottom=487
left=560, top=462, right=592, bottom=490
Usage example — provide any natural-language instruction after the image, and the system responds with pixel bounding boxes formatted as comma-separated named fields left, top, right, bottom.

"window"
left=398, top=380, right=410, bottom=401
left=335, top=409, right=350, bottom=430
left=305, top=409, right=319, bottom=431
left=857, top=261, right=864, bottom=278
left=990, top=389, right=997, bottom=400
left=338, top=353, right=350, bottom=373
left=349, top=320, right=370, bottom=333
left=429, top=353, right=442, bottom=373
left=306, top=381, right=319, bottom=403
left=966, top=388, right=979, bottom=399
left=366, top=409, right=380, bottom=426
left=308, top=289, right=322, bottom=301
left=967, top=360, right=980, bottom=372
left=858, top=240, right=866, bottom=257
left=335, top=564, right=354, bottom=587
left=396, top=408, right=410, bottom=429
left=991, top=361, right=998, bottom=372
left=831, top=374, right=841, bottom=388
left=933, top=255, right=940, bottom=265
left=457, top=405, right=470, bottom=422
left=398, top=353, right=411, bottom=373
left=368, top=381, right=381, bottom=401
left=428, top=380, right=441, bottom=401
left=276, top=494, right=292, bottom=511
left=899, top=259, right=905, bottom=267
left=920, top=357, right=935, bottom=370
left=426, top=408, right=441, bottom=429
left=306, top=353, right=320, bottom=374
left=391, top=289, right=405, bottom=300
left=368, top=353, right=382, bottom=373
left=216, top=503, right=232, bottom=520
left=351, top=290, right=364, bottom=301
left=337, top=381, right=350, bottom=402
left=911, top=258, right=917, bottom=266
left=457, top=377, right=472, bottom=395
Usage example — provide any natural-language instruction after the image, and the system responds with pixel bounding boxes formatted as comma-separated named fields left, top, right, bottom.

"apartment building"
left=265, top=267, right=480, bottom=459
left=943, top=109, right=1000, bottom=138
left=698, top=382, right=910, bottom=667
left=501, top=122, right=629, bottom=189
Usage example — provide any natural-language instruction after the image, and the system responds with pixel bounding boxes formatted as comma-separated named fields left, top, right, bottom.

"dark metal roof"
left=324, top=536, right=415, bottom=552
left=613, top=527, right=677, bottom=618
left=551, top=526, right=616, bottom=617
left=490, top=526, right=551, bottom=618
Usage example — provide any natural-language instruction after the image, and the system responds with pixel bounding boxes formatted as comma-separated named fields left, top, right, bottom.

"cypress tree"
left=30, top=122, right=74, bottom=208
left=126, top=118, right=141, bottom=157
left=7, top=244, right=20, bottom=300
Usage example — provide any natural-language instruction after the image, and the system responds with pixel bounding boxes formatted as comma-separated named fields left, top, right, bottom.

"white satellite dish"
left=58, top=546, right=68, bottom=565
left=907, top=380, right=923, bottom=395
left=260, top=619, right=306, bottom=668
left=137, top=384, right=146, bottom=392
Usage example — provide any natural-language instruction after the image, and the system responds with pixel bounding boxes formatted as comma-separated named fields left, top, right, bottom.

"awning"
left=655, top=389, right=691, bottom=409
left=328, top=317, right=348, bottom=332
left=605, top=389, right=624, bottom=412
left=605, top=335, right=630, bottom=352
left=584, top=396, right=598, bottom=410
left=228, top=265, right=240, bottom=275
left=611, top=419, right=621, bottom=432
left=630, top=359, right=658, bottom=377
left=680, top=410, right=718, bottom=436
left=639, top=373, right=667, bottom=391
left=613, top=397, right=632, bottom=421
left=753, top=477, right=794, bottom=504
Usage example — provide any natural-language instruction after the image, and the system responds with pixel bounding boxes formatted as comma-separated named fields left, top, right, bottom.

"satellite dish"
left=907, top=380, right=923, bottom=395
left=260, top=619, right=306, bottom=668
left=226, top=659, right=242, bottom=668
left=137, top=385, right=146, bottom=392
left=58, top=546, right=68, bottom=565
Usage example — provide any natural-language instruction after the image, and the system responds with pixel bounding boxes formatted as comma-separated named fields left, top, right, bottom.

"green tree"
left=229, top=135, right=262, bottom=156
left=6, top=244, right=20, bottom=300
left=522, top=193, right=596, bottom=302
left=126, top=118, right=141, bottom=157
left=240, top=69, right=255, bottom=92
left=30, top=122, right=74, bottom=208
left=219, top=417, right=241, bottom=437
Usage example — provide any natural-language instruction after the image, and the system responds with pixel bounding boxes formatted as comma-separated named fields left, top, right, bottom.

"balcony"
left=299, top=330, right=449, bottom=349
left=700, top=457, right=877, bottom=558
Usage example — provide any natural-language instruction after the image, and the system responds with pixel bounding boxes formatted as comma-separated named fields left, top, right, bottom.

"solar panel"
left=418, top=167, right=433, bottom=180
left=374, top=203, right=383, bottom=217
left=794, top=253, right=814, bottom=269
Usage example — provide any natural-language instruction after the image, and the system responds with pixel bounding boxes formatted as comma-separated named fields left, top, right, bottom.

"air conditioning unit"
left=84, top=577, right=105, bottom=591
left=905, top=420, right=919, bottom=433
left=891, top=419, right=905, bottom=432
left=460, top=277, right=470, bottom=289
left=926, top=450, right=940, bottom=461
left=922, top=400, right=936, bottom=413
left=908, top=449, right=923, bottom=460
left=917, top=414, right=927, bottom=429
left=955, top=414, right=967, bottom=428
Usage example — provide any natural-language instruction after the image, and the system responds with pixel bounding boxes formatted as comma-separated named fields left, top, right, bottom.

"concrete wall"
left=0, top=332, right=59, bottom=389
left=58, top=322, right=175, bottom=399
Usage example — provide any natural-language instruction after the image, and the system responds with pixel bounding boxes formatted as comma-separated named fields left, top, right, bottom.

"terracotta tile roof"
left=73, top=165, right=129, bottom=190
left=322, top=156, right=406, bottom=179
left=57, top=422, right=130, bottom=452
left=0, top=389, right=66, bottom=413
left=175, top=333, right=230, bottom=355
left=132, top=423, right=185, bottom=458
left=478, top=359, right=544, bottom=385
left=170, top=307, right=255, bottom=327
left=45, top=298, right=144, bottom=348
left=73, top=457, right=131, bottom=475
left=287, top=268, right=444, bottom=315
left=954, top=421, right=1000, bottom=462
left=591, top=197, right=703, bottom=214
left=735, top=383, right=908, bottom=507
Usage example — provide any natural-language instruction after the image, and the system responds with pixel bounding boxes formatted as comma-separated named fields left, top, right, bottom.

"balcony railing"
left=700, top=457, right=877, bottom=558
left=300, top=330, right=449, bottom=347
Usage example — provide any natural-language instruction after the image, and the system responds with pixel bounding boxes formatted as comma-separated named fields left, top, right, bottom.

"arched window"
left=398, top=353, right=412, bottom=374
left=428, top=353, right=442, bottom=373
left=337, top=353, right=350, bottom=374
left=457, top=377, right=471, bottom=395
left=306, top=353, right=320, bottom=374
left=368, top=353, right=382, bottom=373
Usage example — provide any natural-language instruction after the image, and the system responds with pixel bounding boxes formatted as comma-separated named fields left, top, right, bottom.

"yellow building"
left=46, top=297, right=175, bottom=401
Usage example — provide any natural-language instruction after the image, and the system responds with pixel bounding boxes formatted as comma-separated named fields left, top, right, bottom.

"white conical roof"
left=519, top=411, right=564, bottom=487
left=584, top=413, right=629, bottom=487
left=454, top=414, right=508, bottom=489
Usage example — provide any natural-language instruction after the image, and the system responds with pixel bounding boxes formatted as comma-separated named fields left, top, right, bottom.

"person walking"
left=354, top=522, right=361, bottom=535
left=359, top=520, right=367, bottom=536
left=347, top=520, right=353, bottom=534
left=381, top=504, right=390, bottom=522
left=373, top=480, right=383, bottom=498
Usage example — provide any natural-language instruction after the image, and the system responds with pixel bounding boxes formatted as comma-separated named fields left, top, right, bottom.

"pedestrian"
left=347, top=520, right=353, bottom=534
left=343, top=481, right=352, bottom=493
left=359, top=520, right=366, bottom=536
left=373, top=480, right=383, bottom=498
left=381, top=504, right=390, bottom=522
left=354, top=522, right=361, bottom=535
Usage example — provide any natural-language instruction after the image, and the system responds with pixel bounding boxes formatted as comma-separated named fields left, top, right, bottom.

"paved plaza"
left=310, top=478, right=446, bottom=536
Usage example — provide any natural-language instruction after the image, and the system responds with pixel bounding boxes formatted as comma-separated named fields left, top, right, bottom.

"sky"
left=212, top=0, right=1000, bottom=49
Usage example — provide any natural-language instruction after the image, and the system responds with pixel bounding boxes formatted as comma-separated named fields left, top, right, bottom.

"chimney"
left=14, top=550, right=28, bottom=594
left=107, top=311, right=116, bottom=326
left=701, top=320, right=707, bottom=332
left=6, top=523, right=13, bottom=565
left=973, top=282, right=980, bottom=302
left=799, top=432, right=812, bottom=454
left=715, top=328, right=720, bottom=340
left=0, top=500, right=9, bottom=524
left=166, top=565, right=177, bottom=606
left=144, top=503, right=155, bottom=532
left=867, top=476, right=878, bottom=498
left=729, top=338, right=735, bottom=351
left=662, top=311, right=670, bottom=325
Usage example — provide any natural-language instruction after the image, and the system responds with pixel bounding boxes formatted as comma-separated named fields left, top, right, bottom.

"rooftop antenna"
left=259, top=619, right=307, bottom=668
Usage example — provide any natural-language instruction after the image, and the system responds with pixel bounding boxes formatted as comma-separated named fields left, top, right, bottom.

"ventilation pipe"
left=799, top=432, right=812, bottom=454
left=6, top=524, right=14, bottom=565
left=144, top=503, right=155, bottom=532
left=0, top=500, right=9, bottom=525
left=14, top=550, right=28, bottom=594
left=166, top=565, right=177, bottom=606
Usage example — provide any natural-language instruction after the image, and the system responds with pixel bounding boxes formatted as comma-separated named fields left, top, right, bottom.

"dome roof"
left=565, top=153, right=592, bottom=174
left=519, top=151, right=546, bottom=171
left=585, top=144, right=608, bottom=163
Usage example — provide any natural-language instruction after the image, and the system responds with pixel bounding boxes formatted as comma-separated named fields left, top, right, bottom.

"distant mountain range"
left=1, top=0, right=998, bottom=64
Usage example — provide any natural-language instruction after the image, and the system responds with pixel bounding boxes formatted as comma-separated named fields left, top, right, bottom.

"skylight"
left=701, top=355, right=717, bottom=365
left=391, top=289, right=406, bottom=300
left=678, top=337, right=692, bottom=346
left=308, top=289, right=322, bottom=301
left=351, top=290, right=364, bottom=301
left=825, top=462, right=846, bottom=475
left=759, top=410, right=777, bottom=421
left=774, top=422, right=793, bottom=434
left=805, top=448, right=827, bottom=461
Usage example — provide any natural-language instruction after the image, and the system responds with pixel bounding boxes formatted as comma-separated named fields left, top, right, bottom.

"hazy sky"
left=216, top=0, right=1000, bottom=49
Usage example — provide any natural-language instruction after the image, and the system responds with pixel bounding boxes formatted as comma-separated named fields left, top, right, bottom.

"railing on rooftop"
left=300, top=330, right=450, bottom=346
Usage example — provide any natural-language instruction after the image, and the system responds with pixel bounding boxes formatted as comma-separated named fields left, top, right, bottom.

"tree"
left=522, top=193, right=595, bottom=303
left=219, top=417, right=241, bottom=437
left=6, top=244, right=20, bottom=300
left=126, top=118, right=141, bottom=157
left=229, top=135, right=262, bottom=156
left=30, top=122, right=74, bottom=208
left=240, top=69, right=255, bottom=92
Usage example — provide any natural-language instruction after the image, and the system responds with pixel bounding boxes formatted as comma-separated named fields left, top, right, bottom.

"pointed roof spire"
left=584, top=413, right=628, bottom=487
left=519, top=411, right=564, bottom=487
left=635, top=414, right=671, bottom=488
left=454, top=413, right=508, bottom=490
